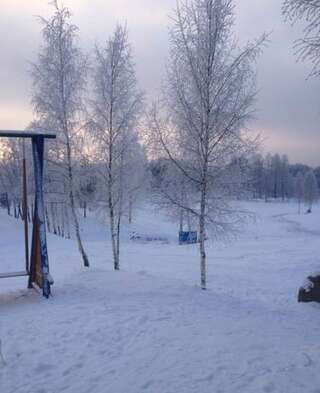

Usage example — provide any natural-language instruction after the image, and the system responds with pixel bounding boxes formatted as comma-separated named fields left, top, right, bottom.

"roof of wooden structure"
left=0, top=130, right=56, bottom=139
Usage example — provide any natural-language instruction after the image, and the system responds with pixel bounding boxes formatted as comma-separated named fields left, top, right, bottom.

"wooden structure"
left=0, top=130, right=56, bottom=297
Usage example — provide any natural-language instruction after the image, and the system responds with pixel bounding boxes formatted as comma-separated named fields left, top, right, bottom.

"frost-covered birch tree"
left=149, top=0, right=265, bottom=289
left=295, top=171, right=304, bottom=214
left=90, top=25, right=143, bottom=270
left=31, top=1, right=90, bottom=267
left=149, top=158, right=197, bottom=233
left=0, top=139, right=25, bottom=218
left=124, top=137, right=147, bottom=224
left=304, top=169, right=318, bottom=212
left=283, top=0, right=320, bottom=77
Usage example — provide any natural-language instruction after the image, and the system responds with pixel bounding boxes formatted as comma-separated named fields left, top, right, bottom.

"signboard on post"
left=179, top=231, right=198, bottom=245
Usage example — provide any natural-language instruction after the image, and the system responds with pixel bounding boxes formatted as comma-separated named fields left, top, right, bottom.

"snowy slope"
left=1, top=201, right=320, bottom=393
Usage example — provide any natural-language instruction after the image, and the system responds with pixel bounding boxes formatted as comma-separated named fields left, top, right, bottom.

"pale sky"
left=0, top=0, right=319, bottom=166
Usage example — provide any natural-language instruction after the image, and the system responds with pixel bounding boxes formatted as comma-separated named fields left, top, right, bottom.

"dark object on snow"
left=179, top=231, right=198, bottom=245
left=298, top=275, right=320, bottom=303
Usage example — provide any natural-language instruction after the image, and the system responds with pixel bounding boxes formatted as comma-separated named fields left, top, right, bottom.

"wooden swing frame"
left=0, top=130, right=56, bottom=298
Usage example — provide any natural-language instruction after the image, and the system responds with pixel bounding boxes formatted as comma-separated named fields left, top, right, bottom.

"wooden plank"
left=31, top=136, right=52, bottom=298
left=29, top=213, right=43, bottom=289
left=0, top=130, right=56, bottom=139
left=0, top=271, right=29, bottom=279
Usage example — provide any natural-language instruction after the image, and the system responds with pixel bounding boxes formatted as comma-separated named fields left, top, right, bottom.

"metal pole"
left=22, top=140, right=29, bottom=273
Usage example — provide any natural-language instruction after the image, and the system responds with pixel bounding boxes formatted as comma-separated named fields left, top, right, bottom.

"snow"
left=1, top=201, right=320, bottom=393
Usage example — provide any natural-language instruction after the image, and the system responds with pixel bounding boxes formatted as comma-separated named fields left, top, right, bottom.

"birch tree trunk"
left=199, top=189, right=207, bottom=290
left=67, top=141, right=89, bottom=267
left=179, top=209, right=184, bottom=233
left=45, top=205, right=51, bottom=233
left=107, top=125, right=119, bottom=270
left=5, top=193, right=10, bottom=216
left=51, top=202, right=57, bottom=235
left=128, top=195, right=133, bottom=224
left=65, top=203, right=71, bottom=239
left=108, top=165, right=119, bottom=270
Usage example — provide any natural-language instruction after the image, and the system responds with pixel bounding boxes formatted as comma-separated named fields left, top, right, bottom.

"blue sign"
left=179, top=231, right=198, bottom=245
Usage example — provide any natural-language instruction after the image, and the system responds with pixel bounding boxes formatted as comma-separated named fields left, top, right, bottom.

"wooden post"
left=22, top=140, right=29, bottom=273
left=29, top=136, right=52, bottom=298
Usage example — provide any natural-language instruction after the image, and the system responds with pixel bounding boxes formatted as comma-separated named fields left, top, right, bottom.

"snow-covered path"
left=1, top=202, right=320, bottom=393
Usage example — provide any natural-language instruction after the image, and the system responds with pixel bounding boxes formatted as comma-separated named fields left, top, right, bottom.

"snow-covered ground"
left=1, top=201, right=320, bottom=393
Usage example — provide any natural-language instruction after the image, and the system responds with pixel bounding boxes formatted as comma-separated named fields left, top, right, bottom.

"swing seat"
left=0, top=271, right=29, bottom=279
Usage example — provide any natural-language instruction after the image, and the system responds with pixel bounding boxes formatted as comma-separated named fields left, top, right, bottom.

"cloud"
left=235, top=0, right=320, bottom=166
left=0, top=0, right=319, bottom=166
